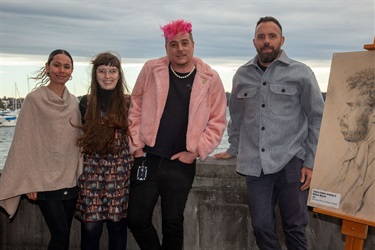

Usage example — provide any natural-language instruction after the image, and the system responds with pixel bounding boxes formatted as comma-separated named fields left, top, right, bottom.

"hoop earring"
left=69, top=76, right=73, bottom=81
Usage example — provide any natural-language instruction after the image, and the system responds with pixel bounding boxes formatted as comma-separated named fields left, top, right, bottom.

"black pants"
left=38, top=198, right=77, bottom=250
left=127, top=153, right=195, bottom=250
left=81, top=219, right=128, bottom=250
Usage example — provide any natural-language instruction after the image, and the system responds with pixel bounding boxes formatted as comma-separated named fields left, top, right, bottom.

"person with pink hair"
left=127, top=19, right=227, bottom=249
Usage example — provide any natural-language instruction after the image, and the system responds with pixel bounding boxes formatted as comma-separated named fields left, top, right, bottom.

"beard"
left=340, top=112, right=369, bottom=142
left=257, top=45, right=281, bottom=64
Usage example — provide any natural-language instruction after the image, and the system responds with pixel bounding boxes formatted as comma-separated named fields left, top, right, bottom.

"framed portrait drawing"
left=308, top=51, right=375, bottom=224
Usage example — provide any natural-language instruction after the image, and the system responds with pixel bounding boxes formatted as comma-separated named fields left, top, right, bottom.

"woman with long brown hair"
left=74, top=51, right=133, bottom=250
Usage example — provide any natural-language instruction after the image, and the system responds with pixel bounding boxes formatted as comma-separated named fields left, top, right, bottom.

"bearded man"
left=321, top=68, right=375, bottom=220
left=214, top=16, right=324, bottom=250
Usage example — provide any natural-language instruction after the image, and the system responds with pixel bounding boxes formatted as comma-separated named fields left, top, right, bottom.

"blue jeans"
left=246, top=157, right=308, bottom=250
left=127, top=153, right=195, bottom=250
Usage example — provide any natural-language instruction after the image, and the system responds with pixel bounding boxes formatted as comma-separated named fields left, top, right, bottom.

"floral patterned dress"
left=75, top=130, right=133, bottom=222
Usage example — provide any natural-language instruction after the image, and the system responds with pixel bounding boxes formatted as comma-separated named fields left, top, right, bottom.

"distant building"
left=2, top=100, right=10, bottom=109
left=1, top=98, right=23, bottom=110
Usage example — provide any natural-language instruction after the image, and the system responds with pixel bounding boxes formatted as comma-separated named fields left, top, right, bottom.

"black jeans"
left=127, top=153, right=195, bottom=250
left=246, top=157, right=308, bottom=250
left=81, top=219, right=128, bottom=250
left=38, top=198, right=77, bottom=250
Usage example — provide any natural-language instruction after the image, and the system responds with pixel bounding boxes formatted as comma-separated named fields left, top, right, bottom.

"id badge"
left=136, top=163, right=148, bottom=181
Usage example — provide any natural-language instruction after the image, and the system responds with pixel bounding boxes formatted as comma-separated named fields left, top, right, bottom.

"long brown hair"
left=76, top=51, right=132, bottom=155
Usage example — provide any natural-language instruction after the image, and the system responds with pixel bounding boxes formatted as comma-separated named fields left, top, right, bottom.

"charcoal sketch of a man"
left=321, top=68, right=374, bottom=218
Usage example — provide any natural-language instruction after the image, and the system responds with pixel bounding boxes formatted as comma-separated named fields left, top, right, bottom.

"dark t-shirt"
left=144, top=67, right=196, bottom=158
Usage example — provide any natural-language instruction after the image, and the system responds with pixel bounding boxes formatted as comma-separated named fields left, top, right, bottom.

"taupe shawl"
left=0, top=86, right=82, bottom=218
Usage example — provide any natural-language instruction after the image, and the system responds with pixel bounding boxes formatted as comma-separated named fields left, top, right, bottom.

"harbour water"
left=0, top=126, right=15, bottom=169
left=0, top=119, right=230, bottom=170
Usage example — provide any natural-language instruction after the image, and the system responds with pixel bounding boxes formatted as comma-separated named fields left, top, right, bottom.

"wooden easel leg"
left=345, top=236, right=364, bottom=250
left=341, top=219, right=368, bottom=250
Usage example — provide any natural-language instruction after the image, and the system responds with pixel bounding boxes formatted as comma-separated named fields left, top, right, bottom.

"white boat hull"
left=0, top=114, right=18, bottom=127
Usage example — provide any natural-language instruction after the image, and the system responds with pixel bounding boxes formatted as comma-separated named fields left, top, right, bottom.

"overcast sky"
left=0, top=0, right=374, bottom=98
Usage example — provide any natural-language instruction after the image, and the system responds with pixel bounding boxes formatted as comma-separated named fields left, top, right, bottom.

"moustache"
left=339, top=120, right=348, bottom=128
left=262, top=45, right=273, bottom=50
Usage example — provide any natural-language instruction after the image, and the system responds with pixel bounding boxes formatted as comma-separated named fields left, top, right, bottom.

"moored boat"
left=0, top=110, right=20, bottom=127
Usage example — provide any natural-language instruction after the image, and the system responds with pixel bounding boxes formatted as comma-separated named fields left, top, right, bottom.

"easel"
left=313, top=208, right=375, bottom=250
left=313, top=37, right=375, bottom=250
left=363, top=37, right=375, bottom=50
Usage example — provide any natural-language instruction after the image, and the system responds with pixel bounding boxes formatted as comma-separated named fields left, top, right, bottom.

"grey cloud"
left=0, top=1, right=373, bottom=61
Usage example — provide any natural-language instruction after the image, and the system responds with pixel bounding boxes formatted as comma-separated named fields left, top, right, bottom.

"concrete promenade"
left=1, top=157, right=375, bottom=249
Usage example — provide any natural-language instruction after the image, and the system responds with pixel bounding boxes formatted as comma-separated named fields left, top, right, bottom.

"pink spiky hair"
left=160, top=19, right=192, bottom=40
